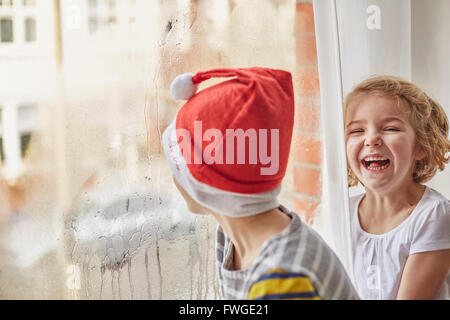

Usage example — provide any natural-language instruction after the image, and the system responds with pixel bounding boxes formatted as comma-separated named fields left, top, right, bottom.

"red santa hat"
left=162, top=67, right=294, bottom=217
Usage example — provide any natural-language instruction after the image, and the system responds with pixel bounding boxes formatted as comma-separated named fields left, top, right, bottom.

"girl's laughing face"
left=345, top=94, right=424, bottom=194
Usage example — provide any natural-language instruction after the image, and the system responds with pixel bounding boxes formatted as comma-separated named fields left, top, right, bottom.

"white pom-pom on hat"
left=170, top=73, right=198, bottom=100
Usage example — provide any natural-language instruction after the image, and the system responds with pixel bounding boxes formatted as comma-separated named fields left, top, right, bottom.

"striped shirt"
left=216, top=205, right=360, bottom=300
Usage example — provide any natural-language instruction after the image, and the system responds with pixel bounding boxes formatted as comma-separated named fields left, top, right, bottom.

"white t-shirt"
left=350, top=186, right=450, bottom=300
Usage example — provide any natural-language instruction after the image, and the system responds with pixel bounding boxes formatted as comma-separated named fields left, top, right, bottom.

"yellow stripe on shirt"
left=248, top=268, right=322, bottom=300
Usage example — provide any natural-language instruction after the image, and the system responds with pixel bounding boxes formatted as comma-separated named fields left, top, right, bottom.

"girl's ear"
left=414, top=146, right=426, bottom=161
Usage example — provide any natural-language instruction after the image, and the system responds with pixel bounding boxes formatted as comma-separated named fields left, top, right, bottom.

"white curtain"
left=313, top=0, right=412, bottom=284
left=313, top=0, right=450, bottom=284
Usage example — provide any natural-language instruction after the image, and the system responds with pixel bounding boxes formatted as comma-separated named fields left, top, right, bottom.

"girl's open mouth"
left=361, top=156, right=391, bottom=171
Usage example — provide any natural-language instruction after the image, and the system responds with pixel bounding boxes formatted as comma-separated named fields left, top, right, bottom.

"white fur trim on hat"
left=170, top=73, right=198, bottom=100
left=162, top=119, right=281, bottom=217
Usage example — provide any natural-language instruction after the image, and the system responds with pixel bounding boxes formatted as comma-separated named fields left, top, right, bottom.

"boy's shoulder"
left=251, top=206, right=358, bottom=299
left=264, top=205, right=340, bottom=266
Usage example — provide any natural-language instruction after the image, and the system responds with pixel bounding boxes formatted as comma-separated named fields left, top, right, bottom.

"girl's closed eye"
left=384, top=126, right=401, bottom=132
left=348, top=128, right=364, bottom=135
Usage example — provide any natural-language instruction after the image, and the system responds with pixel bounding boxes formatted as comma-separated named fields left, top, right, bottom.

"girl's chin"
left=359, top=176, right=415, bottom=195
left=362, top=183, right=392, bottom=194
left=357, top=172, right=393, bottom=191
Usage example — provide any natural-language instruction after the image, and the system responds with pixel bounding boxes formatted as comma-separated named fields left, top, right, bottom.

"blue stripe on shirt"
left=253, top=291, right=319, bottom=300
left=256, top=272, right=308, bottom=282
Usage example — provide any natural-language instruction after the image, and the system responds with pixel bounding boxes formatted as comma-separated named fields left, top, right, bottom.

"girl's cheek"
left=346, top=139, right=359, bottom=167
left=385, top=135, right=413, bottom=159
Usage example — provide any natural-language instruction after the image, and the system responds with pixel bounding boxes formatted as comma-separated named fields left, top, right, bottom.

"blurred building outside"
left=0, top=0, right=300, bottom=299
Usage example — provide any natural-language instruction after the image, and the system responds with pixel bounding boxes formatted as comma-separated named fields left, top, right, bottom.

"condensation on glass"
left=0, top=0, right=296, bottom=299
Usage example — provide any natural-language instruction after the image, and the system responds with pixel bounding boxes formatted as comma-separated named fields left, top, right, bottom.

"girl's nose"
left=365, top=132, right=382, bottom=147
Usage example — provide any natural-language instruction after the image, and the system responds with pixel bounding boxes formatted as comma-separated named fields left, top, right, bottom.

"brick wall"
left=293, top=0, right=322, bottom=225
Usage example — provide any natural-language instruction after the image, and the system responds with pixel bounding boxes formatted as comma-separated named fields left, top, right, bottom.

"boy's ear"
left=172, top=177, right=209, bottom=215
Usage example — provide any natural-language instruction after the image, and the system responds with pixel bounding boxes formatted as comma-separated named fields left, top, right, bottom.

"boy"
left=163, top=67, right=358, bottom=300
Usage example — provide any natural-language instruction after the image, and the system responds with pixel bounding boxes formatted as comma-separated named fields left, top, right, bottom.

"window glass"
left=23, top=0, right=36, bottom=6
left=0, top=0, right=296, bottom=300
left=0, top=18, right=13, bottom=42
left=0, top=1, right=15, bottom=7
left=0, top=106, right=3, bottom=163
left=24, top=17, right=36, bottom=42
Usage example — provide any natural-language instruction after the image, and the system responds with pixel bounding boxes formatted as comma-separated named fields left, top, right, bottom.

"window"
left=88, top=0, right=98, bottom=34
left=107, top=16, right=116, bottom=25
left=128, top=0, right=136, bottom=24
left=88, top=0, right=98, bottom=10
left=18, top=104, right=37, bottom=132
left=20, top=132, right=31, bottom=158
left=0, top=0, right=300, bottom=301
left=0, top=0, right=14, bottom=7
left=0, top=17, right=13, bottom=42
left=107, top=0, right=115, bottom=10
left=18, top=104, right=37, bottom=159
left=0, top=137, right=4, bottom=163
left=106, top=0, right=116, bottom=25
left=0, top=107, right=3, bottom=163
left=89, top=16, right=98, bottom=34
left=24, top=17, right=36, bottom=42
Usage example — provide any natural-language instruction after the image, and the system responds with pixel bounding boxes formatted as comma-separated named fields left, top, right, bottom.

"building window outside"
left=88, top=0, right=120, bottom=34
left=107, top=0, right=115, bottom=10
left=128, top=0, right=136, bottom=24
left=88, top=0, right=98, bottom=34
left=22, top=0, right=35, bottom=6
left=0, top=0, right=14, bottom=7
left=88, top=16, right=98, bottom=34
left=107, top=16, right=116, bottom=25
left=88, top=0, right=98, bottom=10
left=0, top=137, right=4, bottom=163
left=0, top=17, right=13, bottom=42
left=24, top=17, right=35, bottom=42
left=107, top=0, right=116, bottom=26
left=0, top=107, right=3, bottom=163
left=20, top=132, right=31, bottom=158
left=18, top=104, right=37, bottom=159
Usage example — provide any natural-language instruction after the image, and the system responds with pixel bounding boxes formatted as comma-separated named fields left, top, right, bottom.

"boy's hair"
left=344, top=75, right=450, bottom=186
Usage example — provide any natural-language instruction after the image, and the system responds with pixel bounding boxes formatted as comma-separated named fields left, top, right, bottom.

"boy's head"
left=162, top=67, right=295, bottom=217
left=344, top=75, right=450, bottom=187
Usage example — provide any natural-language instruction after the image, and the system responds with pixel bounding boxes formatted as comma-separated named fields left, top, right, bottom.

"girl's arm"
left=396, top=249, right=450, bottom=300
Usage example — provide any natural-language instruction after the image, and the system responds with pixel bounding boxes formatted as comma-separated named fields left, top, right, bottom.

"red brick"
left=295, top=98, right=321, bottom=133
left=296, top=34, right=317, bottom=66
left=293, top=165, right=321, bottom=197
left=294, top=197, right=320, bottom=225
left=295, top=3, right=315, bottom=34
left=294, top=134, right=322, bottom=166
left=294, top=66, right=320, bottom=98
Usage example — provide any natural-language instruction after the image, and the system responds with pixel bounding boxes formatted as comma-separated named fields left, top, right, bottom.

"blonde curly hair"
left=344, top=75, right=450, bottom=187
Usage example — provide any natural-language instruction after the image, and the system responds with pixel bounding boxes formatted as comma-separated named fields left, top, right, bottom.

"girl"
left=344, top=76, right=450, bottom=299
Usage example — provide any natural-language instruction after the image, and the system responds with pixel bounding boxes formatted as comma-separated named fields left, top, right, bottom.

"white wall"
left=336, top=0, right=412, bottom=94
left=412, top=0, right=450, bottom=198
